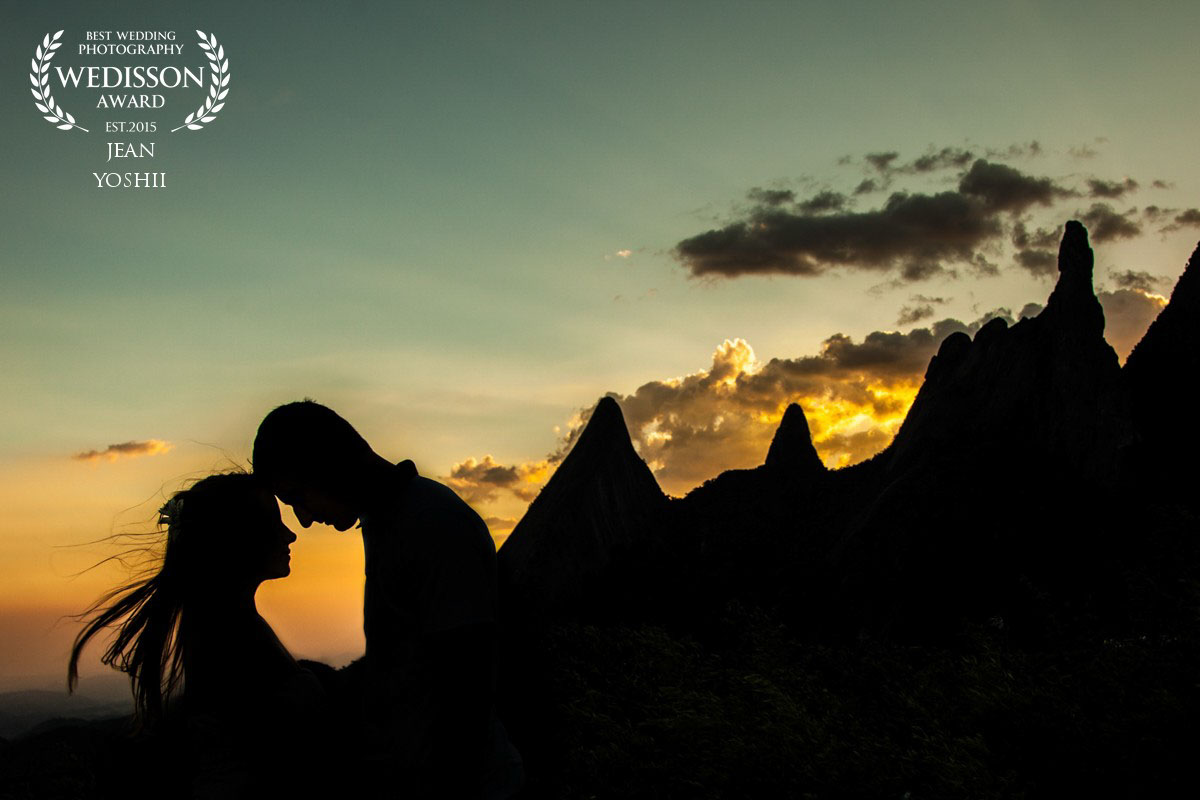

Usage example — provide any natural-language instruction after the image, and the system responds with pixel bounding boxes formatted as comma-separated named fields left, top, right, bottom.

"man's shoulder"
left=370, top=475, right=491, bottom=545
left=405, top=476, right=479, bottom=519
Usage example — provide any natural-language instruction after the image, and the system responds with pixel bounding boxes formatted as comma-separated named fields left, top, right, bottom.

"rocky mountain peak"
left=497, top=396, right=668, bottom=619
left=765, top=403, right=826, bottom=476
left=1043, top=219, right=1105, bottom=339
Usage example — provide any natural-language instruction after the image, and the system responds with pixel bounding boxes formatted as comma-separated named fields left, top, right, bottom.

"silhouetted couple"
left=69, top=400, right=522, bottom=798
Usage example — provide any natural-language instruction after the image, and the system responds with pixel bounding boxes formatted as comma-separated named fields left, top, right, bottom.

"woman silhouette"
left=67, top=472, right=329, bottom=796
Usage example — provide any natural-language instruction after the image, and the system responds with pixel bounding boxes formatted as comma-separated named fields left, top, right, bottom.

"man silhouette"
left=252, top=400, right=521, bottom=798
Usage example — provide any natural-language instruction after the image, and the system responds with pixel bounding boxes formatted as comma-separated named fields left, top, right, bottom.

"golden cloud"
left=72, top=439, right=173, bottom=463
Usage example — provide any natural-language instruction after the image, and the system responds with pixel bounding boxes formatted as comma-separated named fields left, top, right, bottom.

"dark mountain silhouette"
left=498, top=395, right=669, bottom=623
left=764, top=402, right=826, bottom=478
left=1123, top=240, right=1200, bottom=501
left=824, top=220, right=1140, bottom=636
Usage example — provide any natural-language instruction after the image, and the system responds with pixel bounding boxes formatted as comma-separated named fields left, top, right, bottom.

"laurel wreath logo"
left=30, top=30, right=88, bottom=132
left=171, top=30, right=230, bottom=132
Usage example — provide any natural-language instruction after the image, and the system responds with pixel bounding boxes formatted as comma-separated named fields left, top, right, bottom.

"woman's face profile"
left=242, top=488, right=297, bottom=582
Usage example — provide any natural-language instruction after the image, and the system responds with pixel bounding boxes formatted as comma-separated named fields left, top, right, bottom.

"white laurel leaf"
left=31, top=31, right=79, bottom=131
left=174, top=31, right=231, bottom=133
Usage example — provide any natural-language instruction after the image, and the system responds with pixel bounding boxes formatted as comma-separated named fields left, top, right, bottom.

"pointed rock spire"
left=1044, top=219, right=1105, bottom=339
left=765, top=403, right=826, bottom=476
left=498, top=396, right=668, bottom=619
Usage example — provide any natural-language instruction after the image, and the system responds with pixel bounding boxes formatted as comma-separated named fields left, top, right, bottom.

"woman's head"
left=68, top=471, right=297, bottom=727
left=159, top=472, right=297, bottom=591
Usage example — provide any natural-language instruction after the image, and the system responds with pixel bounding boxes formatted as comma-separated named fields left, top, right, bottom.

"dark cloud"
left=676, top=190, right=1001, bottom=280
left=1069, top=144, right=1099, bottom=159
left=1087, top=178, right=1138, bottom=199
left=747, top=187, right=795, bottom=206
left=1079, top=203, right=1142, bottom=242
left=1019, top=302, right=1044, bottom=319
left=673, top=153, right=1137, bottom=282
left=1110, top=270, right=1168, bottom=293
left=1149, top=207, right=1200, bottom=234
left=865, top=147, right=976, bottom=178
left=957, top=159, right=1072, bottom=211
left=797, top=190, right=848, bottom=214
left=909, top=147, right=975, bottom=173
left=1011, top=221, right=1059, bottom=251
left=1014, top=248, right=1057, bottom=277
left=865, top=151, right=900, bottom=173
left=73, top=439, right=171, bottom=462
left=1152, top=180, right=1174, bottom=189
left=854, top=178, right=879, bottom=195
left=896, top=303, right=936, bottom=325
left=444, top=455, right=548, bottom=504
left=1174, top=209, right=1200, bottom=226
left=985, top=141, right=1042, bottom=160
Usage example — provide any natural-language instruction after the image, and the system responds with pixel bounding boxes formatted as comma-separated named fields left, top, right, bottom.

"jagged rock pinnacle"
left=497, top=395, right=668, bottom=619
left=1044, top=220, right=1105, bottom=338
left=765, top=403, right=826, bottom=476
left=576, top=396, right=627, bottom=450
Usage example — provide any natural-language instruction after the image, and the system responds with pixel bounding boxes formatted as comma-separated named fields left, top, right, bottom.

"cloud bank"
left=674, top=145, right=1174, bottom=284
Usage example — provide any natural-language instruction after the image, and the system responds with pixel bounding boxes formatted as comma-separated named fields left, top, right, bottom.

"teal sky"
left=3, top=0, right=1199, bottom=683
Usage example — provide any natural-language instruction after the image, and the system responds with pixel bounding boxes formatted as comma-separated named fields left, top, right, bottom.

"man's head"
left=252, top=400, right=374, bottom=531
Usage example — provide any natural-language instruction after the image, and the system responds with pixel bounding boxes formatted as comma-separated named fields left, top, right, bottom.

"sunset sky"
left=3, top=0, right=1199, bottom=688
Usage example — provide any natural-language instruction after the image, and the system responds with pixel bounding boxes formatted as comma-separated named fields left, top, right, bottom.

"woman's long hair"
left=67, top=471, right=259, bottom=728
